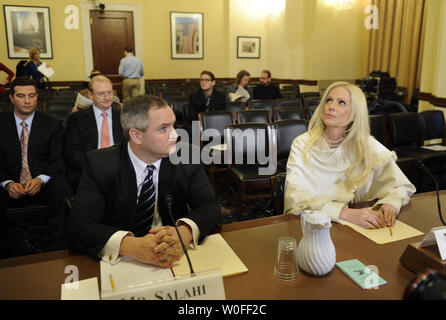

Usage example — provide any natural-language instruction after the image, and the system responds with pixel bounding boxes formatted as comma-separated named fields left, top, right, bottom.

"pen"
left=109, top=274, right=115, bottom=290
left=388, top=226, right=393, bottom=237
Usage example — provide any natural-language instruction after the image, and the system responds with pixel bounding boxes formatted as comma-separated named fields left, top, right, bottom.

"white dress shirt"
left=92, top=105, right=114, bottom=148
left=99, top=143, right=200, bottom=264
left=1, top=111, right=50, bottom=189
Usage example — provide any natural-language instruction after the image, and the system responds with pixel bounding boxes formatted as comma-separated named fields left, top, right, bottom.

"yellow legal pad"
left=172, top=233, right=248, bottom=277
left=340, top=219, right=424, bottom=244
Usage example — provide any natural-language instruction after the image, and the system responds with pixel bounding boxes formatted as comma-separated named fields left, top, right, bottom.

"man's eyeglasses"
left=93, top=91, right=113, bottom=98
left=200, top=78, right=212, bottom=82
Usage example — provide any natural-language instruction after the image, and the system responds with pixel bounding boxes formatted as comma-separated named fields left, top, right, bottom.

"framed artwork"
left=170, top=12, right=203, bottom=59
left=237, top=36, right=261, bottom=59
left=3, top=5, right=53, bottom=59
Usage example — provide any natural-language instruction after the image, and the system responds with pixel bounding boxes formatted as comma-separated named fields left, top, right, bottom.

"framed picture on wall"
left=170, top=12, right=203, bottom=59
left=237, top=36, right=261, bottom=59
left=3, top=5, right=53, bottom=59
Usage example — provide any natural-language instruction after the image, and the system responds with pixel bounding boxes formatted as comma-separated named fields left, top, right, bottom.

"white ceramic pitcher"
left=296, top=211, right=336, bottom=276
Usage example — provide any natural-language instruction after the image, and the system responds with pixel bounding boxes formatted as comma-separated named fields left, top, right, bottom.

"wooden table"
left=1, top=191, right=445, bottom=300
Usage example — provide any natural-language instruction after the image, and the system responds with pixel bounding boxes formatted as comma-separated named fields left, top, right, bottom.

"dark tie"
left=132, top=164, right=156, bottom=237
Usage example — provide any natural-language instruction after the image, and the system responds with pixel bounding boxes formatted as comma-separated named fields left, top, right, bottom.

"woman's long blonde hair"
left=303, top=82, right=372, bottom=189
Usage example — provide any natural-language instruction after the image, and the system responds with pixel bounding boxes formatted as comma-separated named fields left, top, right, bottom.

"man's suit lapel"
left=118, top=142, right=138, bottom=227
left=157, top=158, right=175, bottom=222
left=112, top=108, right=123, bottom=143
left=6, top=112, right=21, bottom=169
left=84, top=107, right=98, bottom=146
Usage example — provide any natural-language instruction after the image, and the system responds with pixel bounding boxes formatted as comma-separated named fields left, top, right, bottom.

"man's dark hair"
left=261, top=70, right=271, bottom=78
left=124, top=46, right=133, bottom=52
left=200, top=70, right=216, bottom=82
left=10, top=76, right=38, bottom=95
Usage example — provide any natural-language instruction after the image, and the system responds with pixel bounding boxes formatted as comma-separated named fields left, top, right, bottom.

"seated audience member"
left=284, top=81, right=416, bottom=229
left=26, top=48, right=46, bottom=89
left=67, top=95, right=221, bottom=266
left=64, top=75, right=124, bottom=190
left=188, top=70, right=225, bottom=121
left=229, top=70, right=252, bottom=103
left=0, top=62, right=14, bottom=94
left=253, top=70, right=282, bottom=100
left=72, top=70, right=121, bottom=113
left=0, top=77, right=73, bottom=255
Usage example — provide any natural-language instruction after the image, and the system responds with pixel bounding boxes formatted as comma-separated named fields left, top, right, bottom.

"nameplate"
left=420, top=226, right=446, bottom=260
left=101, top=269, right=225, bottom=300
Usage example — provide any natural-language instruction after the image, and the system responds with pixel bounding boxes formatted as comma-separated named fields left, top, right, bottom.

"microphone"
left=164, top=194, right=195, bottom=275
left=415, top=160, right=446, bottom=226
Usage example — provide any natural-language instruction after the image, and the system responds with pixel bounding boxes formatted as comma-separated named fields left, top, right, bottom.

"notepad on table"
left=339, top=219, right=424, bottom=244
left=61, top=277, right=100, bottom=300
left=100, top=257, right=174, bottom=292
left=172, top=233, right=248, bottom=277
left=336, top=259, right=387, bottom=290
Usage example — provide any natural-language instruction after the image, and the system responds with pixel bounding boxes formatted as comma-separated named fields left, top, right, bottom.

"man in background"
left=253, top=70, right=282, bottom=100
left=188, top=70, right=225, bottom=121
left=0, top=77, right=73, bottom=256
left=64, top=75, right=124, bottom=190
left=119, top=46, right=144, bottom=102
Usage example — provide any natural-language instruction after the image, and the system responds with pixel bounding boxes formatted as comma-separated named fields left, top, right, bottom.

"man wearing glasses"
left=188, top=70, right=226, bottom=121
left=64, top=75, right=124, bottom=190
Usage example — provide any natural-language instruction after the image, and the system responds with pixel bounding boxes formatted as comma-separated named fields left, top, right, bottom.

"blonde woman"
left=284, top=82, right=415, bottom=229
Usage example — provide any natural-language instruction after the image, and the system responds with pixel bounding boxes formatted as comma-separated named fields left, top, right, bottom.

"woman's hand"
left=380, top=204, right=398, bottom=227
left=339, top=207, right=387, bottom=229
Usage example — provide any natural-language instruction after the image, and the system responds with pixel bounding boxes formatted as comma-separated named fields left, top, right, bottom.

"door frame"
left=80, top=2, right=143, bottom=79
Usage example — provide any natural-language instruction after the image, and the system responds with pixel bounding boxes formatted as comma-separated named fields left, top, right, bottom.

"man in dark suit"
left=64, top=75, right=124, bottom=190
left=188, top=70, right=226, bottom=121
left=67, top=95, right=221, bottom=266
left=253, top=70, right=282, bottom=100
left=0, top=77, right=73, bottom=256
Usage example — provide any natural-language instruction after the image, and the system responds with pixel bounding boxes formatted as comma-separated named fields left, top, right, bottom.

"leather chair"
left=170, top=96, right=189, bottom=125
left=237, top=110, right=271, bottom=124
left=225, top=123, right=277, bottom=216
left=270, top=172, right=287, bottom=215
left=274, top=119, right=309, bottom=172
left=419, top=110, right=446, bottom=144
left=274, top=107, right=304, bottom=121
left=369, top=114, right=388, bottom=147
left=275, top=98, right=302, bottom=108
left=225, top=101, right=245, bottom=113
left=388, top=112, right=446, bottom=191
left=198, top=110, right=235, bottom=185
left=247, top=99, right=275, bottom=111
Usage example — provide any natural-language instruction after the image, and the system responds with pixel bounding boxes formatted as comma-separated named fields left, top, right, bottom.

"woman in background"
left=284, top=81, right=415, bottom=229
left=26, top=48, right=46, bottom=89
left=229, top=70, right=252, bottom=103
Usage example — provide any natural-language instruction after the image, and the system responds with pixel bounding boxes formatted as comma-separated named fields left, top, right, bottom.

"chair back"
left=225, top=101, right=245, bottom=113
left=274, top=107, right=304, bottom=121
left=388, top=112, right=420, bottom=148
left=237, top=110, right=271, bottom=124
left=369, top=114, right=388, bottom=147
left=248, top=99, right=275, bottom=111
left=225, top=123, right=273, bottom=165
left=200, top=110, right=235, bottom=137
left=275, top=98, right=302, bottom=108
left=274, top=119, right=309, bottom=159
left=170, top=97, right=189, bottom=122
left=419, top=110, right=446, bottom=142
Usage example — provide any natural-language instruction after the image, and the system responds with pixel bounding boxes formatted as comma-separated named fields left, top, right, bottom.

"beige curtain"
left=366, top=0, right=427, bottom=104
